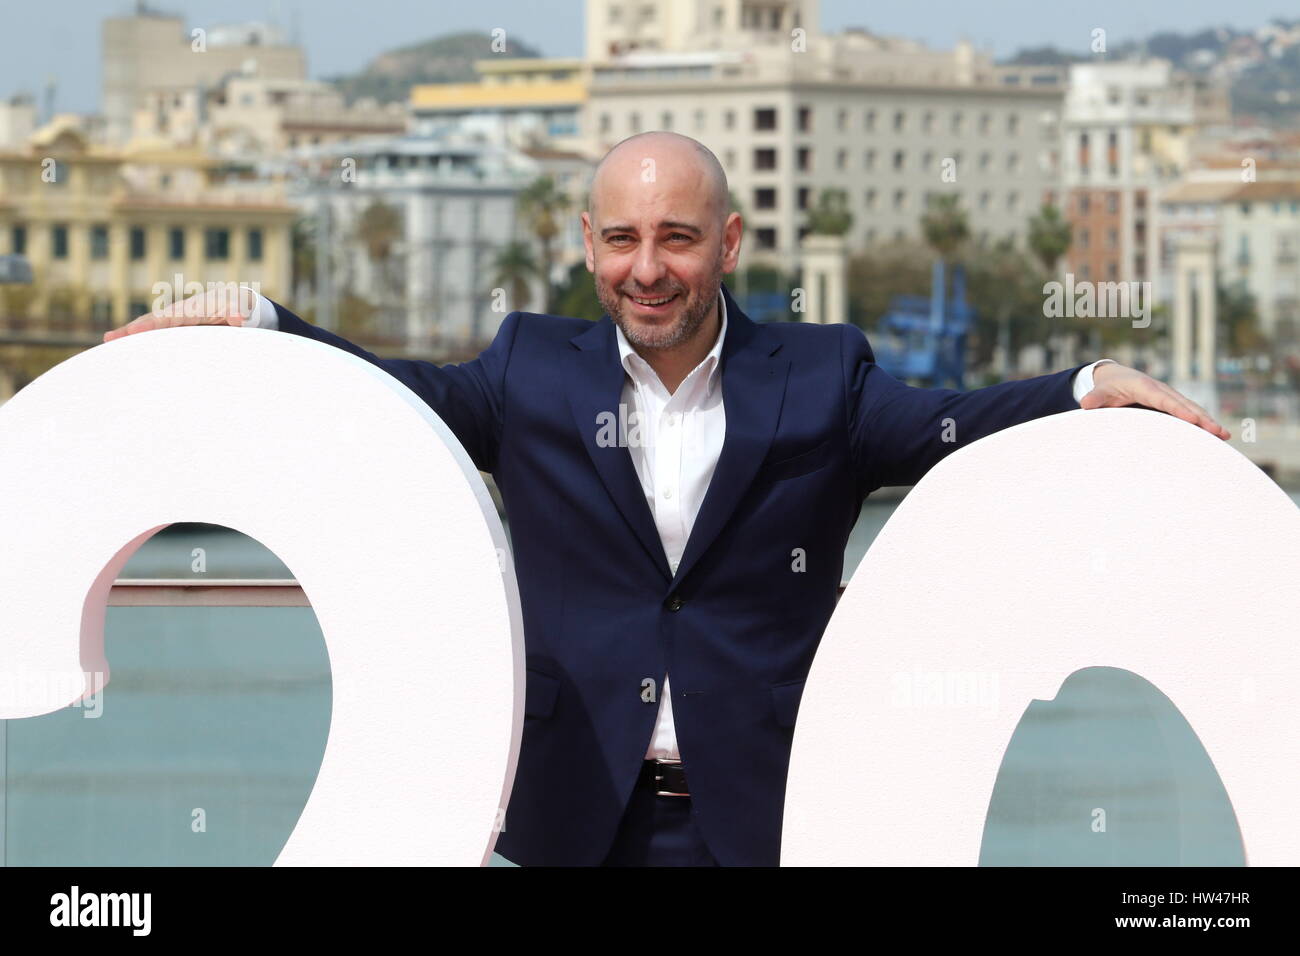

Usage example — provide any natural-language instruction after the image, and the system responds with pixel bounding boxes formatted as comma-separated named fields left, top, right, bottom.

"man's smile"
left=625, top=291, right=681, bottom=315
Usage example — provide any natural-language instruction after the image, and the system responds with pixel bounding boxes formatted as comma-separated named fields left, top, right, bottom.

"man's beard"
left=597, top=258, right=724, bottom=352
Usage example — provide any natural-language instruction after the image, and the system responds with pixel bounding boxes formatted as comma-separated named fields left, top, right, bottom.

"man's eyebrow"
left=599, top=221, right=704, bottom=238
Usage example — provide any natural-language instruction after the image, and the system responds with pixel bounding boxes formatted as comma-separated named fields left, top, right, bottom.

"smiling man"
left=105, top=130, right=1228, bottom=867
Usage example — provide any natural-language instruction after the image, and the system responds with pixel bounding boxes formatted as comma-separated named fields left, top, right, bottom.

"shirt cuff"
left=1072, top=359, right=1117, bottom=404
left=240, top=286, right=279, bottom=331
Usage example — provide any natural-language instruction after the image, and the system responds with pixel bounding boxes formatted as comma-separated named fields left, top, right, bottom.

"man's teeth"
left=632, top=294, right=675, bottom=305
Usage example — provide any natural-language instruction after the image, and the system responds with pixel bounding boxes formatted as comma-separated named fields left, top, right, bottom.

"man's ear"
left=581, top=211, right=596, bottom=272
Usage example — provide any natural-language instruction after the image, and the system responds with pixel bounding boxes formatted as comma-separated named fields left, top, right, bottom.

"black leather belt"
left=639, top=759, right=690, bottom=796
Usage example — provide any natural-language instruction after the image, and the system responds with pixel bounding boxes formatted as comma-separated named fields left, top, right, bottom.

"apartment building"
left=0, top=117, right=292, bottom=329
left=103, top=8, right=306, bottom=146
left=287, top=129, right=549, bottom=350
left=1061, top=61, right=1230, bottom=286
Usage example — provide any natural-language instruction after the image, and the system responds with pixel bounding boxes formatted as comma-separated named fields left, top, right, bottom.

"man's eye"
left=608, top=235, right=632, bottom=244
left=668, top=233, right=691, bottom=241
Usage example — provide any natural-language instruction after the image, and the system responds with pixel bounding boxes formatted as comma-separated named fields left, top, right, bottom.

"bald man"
left=105, top=131, right=1228, bottom=867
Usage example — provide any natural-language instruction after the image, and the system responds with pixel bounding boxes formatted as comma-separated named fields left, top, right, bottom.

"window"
left=169, top=227, right=185, bottom=260
left=756, top=227, right=777, bottom=250
left=893, top=110, right=905, bottom=132
left=864, top=188, right=877, bottom=210
left=693, top=109, right=705, bottom=132
left=754, top=187, right=777, bottom=210
left=205, top=228, right=230, bottom=260
left=796, top=147, right=811, bottom=172
left=91, top=225, right=109, bottom=260
left=1107, top=193, right=1119, bottom=214
left=661, top=111, right=673, bottom=129
left=798, top=187, right=810, bottom=210
left=836, top=108, right=847, bottom=131
left=1007, top=191, right=1020, bottom=212
left=724, top=110, right=735, bottom=130
left=797, top=106, right=812, bottom=132
left=893, top=189, right=907, bottom=211
left=629, top=112, right=641, bottom=132
left=979, top=152, right=991, bottom=172
left=11, top=224, right=26, bottom=255
left=864, top=150, right=876, bottom=171
left=922, top=151, right=933, bottom=171
left=1008, top=114, right=1019, bottom=135
left=723, top=149, right=735, bottom=170
left=978, top=191, right=990, bottom=211
left=90, top=299, right=113, bottom=327
left=52, top=224, right=68, bottom=259
left=1106, top=228, right=1118, bottom=250
left=753, top=148, right=777, bottom=171
left=892, top=150, right=905, bottom=171
left=979, top=113, right=990, bottom=134
left=130, top=226, right=147, bottom=261
left=1079, top=194, right=1091, bottom=215
left=248, top=228, right=263, bottom=261
left=951, top=111, right=963, bottom=134
left=1007, top=153, right=1020, bottom=173
left=865, top=109, right=876, bottom=131
left=922, top=111, right=934, bottom=133
left=836, top=149, right=847, bottom=170
left=754, top=107, right=777, bottom=132
left=1079, top=228, right=1090, bottom=249
left=599, top=113, right=611, bottom=134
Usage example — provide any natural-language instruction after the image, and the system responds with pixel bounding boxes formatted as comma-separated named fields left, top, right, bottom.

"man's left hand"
left=1080, top=363, right=1230, bottom=440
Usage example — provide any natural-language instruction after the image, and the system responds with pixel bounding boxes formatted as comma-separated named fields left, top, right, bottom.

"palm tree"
left=806, top=188, right=853, bottom=236
left=517, top=176, right=570, bottom=313
left=354, top=199, right=404, bottom=317
left=492, top=240, right=540, bottom=313
left=1027, top=203, right=1071, bottom=277
left=920, top=193, right=969, bottom=261
left=1026, top=202, right=1073, bottom=368
left=919, top=194, right=969, bottom=333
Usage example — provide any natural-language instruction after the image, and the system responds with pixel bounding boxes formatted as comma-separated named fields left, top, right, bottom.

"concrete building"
left=0, top=94, right=38, bottom=151
left=0, top=116, right=293, bottom=329
left=1061, top=60, right=1230, bottom=287
left=287, top=129, right=550, bottom=351
left=411, top=59, right=587, bottom=156
left=102, top=7, right=306, bottom=146
left=133, top=73, right=407, bottom=157
left=1159, top=168, right=1300, bottom=348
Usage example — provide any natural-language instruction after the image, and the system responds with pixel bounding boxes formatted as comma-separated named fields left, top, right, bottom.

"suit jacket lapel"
left=565, top=283, right=789, bottom=588
left=671, top=284, right=788, bottom=588
left=566, top=315, right=673, bottom=580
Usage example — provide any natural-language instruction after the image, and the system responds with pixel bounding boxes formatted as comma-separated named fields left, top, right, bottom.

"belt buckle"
left=651, top=757, right=689, bottom=797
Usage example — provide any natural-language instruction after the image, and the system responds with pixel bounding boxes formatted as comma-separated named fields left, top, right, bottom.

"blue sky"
left=0, top=0, right=1291, bottom=114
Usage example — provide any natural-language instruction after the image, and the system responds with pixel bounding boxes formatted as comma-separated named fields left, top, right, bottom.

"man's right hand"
left=102, top=285, right=256, bottom=342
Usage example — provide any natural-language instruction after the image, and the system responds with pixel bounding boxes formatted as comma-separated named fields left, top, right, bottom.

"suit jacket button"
left=665, top=594, right=684, bottom=612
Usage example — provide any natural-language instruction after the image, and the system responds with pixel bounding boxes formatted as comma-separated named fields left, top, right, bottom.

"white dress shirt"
left=242, top=285, right=1113, bottom=761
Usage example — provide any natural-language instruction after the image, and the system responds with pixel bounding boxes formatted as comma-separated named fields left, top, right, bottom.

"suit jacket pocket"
left=524, top=668, right=561, bottom=719
left=753, top=438, right=832, bottom=485
left=769, top=678, right=807, bottom=729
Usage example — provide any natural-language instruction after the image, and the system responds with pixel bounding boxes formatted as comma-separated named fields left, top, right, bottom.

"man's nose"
left=630, top=244, right=667, bottom=289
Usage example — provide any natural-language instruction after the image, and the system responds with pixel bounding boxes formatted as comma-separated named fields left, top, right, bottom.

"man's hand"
left=1080, top=363, right=1230, bottom=439
left=102, top=286, right=256, bottom=342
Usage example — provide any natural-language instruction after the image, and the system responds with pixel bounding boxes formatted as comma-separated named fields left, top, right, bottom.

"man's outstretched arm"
left=247, top=290, right=519, bottom=474
left=104, top=285, right=519, bottom=474
left=840, top=323, right=1228, bottom=495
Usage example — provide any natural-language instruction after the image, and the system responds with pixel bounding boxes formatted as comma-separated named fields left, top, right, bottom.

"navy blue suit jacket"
left=268, top=283, right=1088, bottom=866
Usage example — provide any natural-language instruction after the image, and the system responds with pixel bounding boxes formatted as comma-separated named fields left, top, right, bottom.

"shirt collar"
left=615, top=289, right=727, bottom=397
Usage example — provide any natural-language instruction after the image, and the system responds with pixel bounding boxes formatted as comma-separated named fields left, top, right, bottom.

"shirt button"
left=665, top=594, right=684, bottom=612
left=662, top=487, right=673, bottom=498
